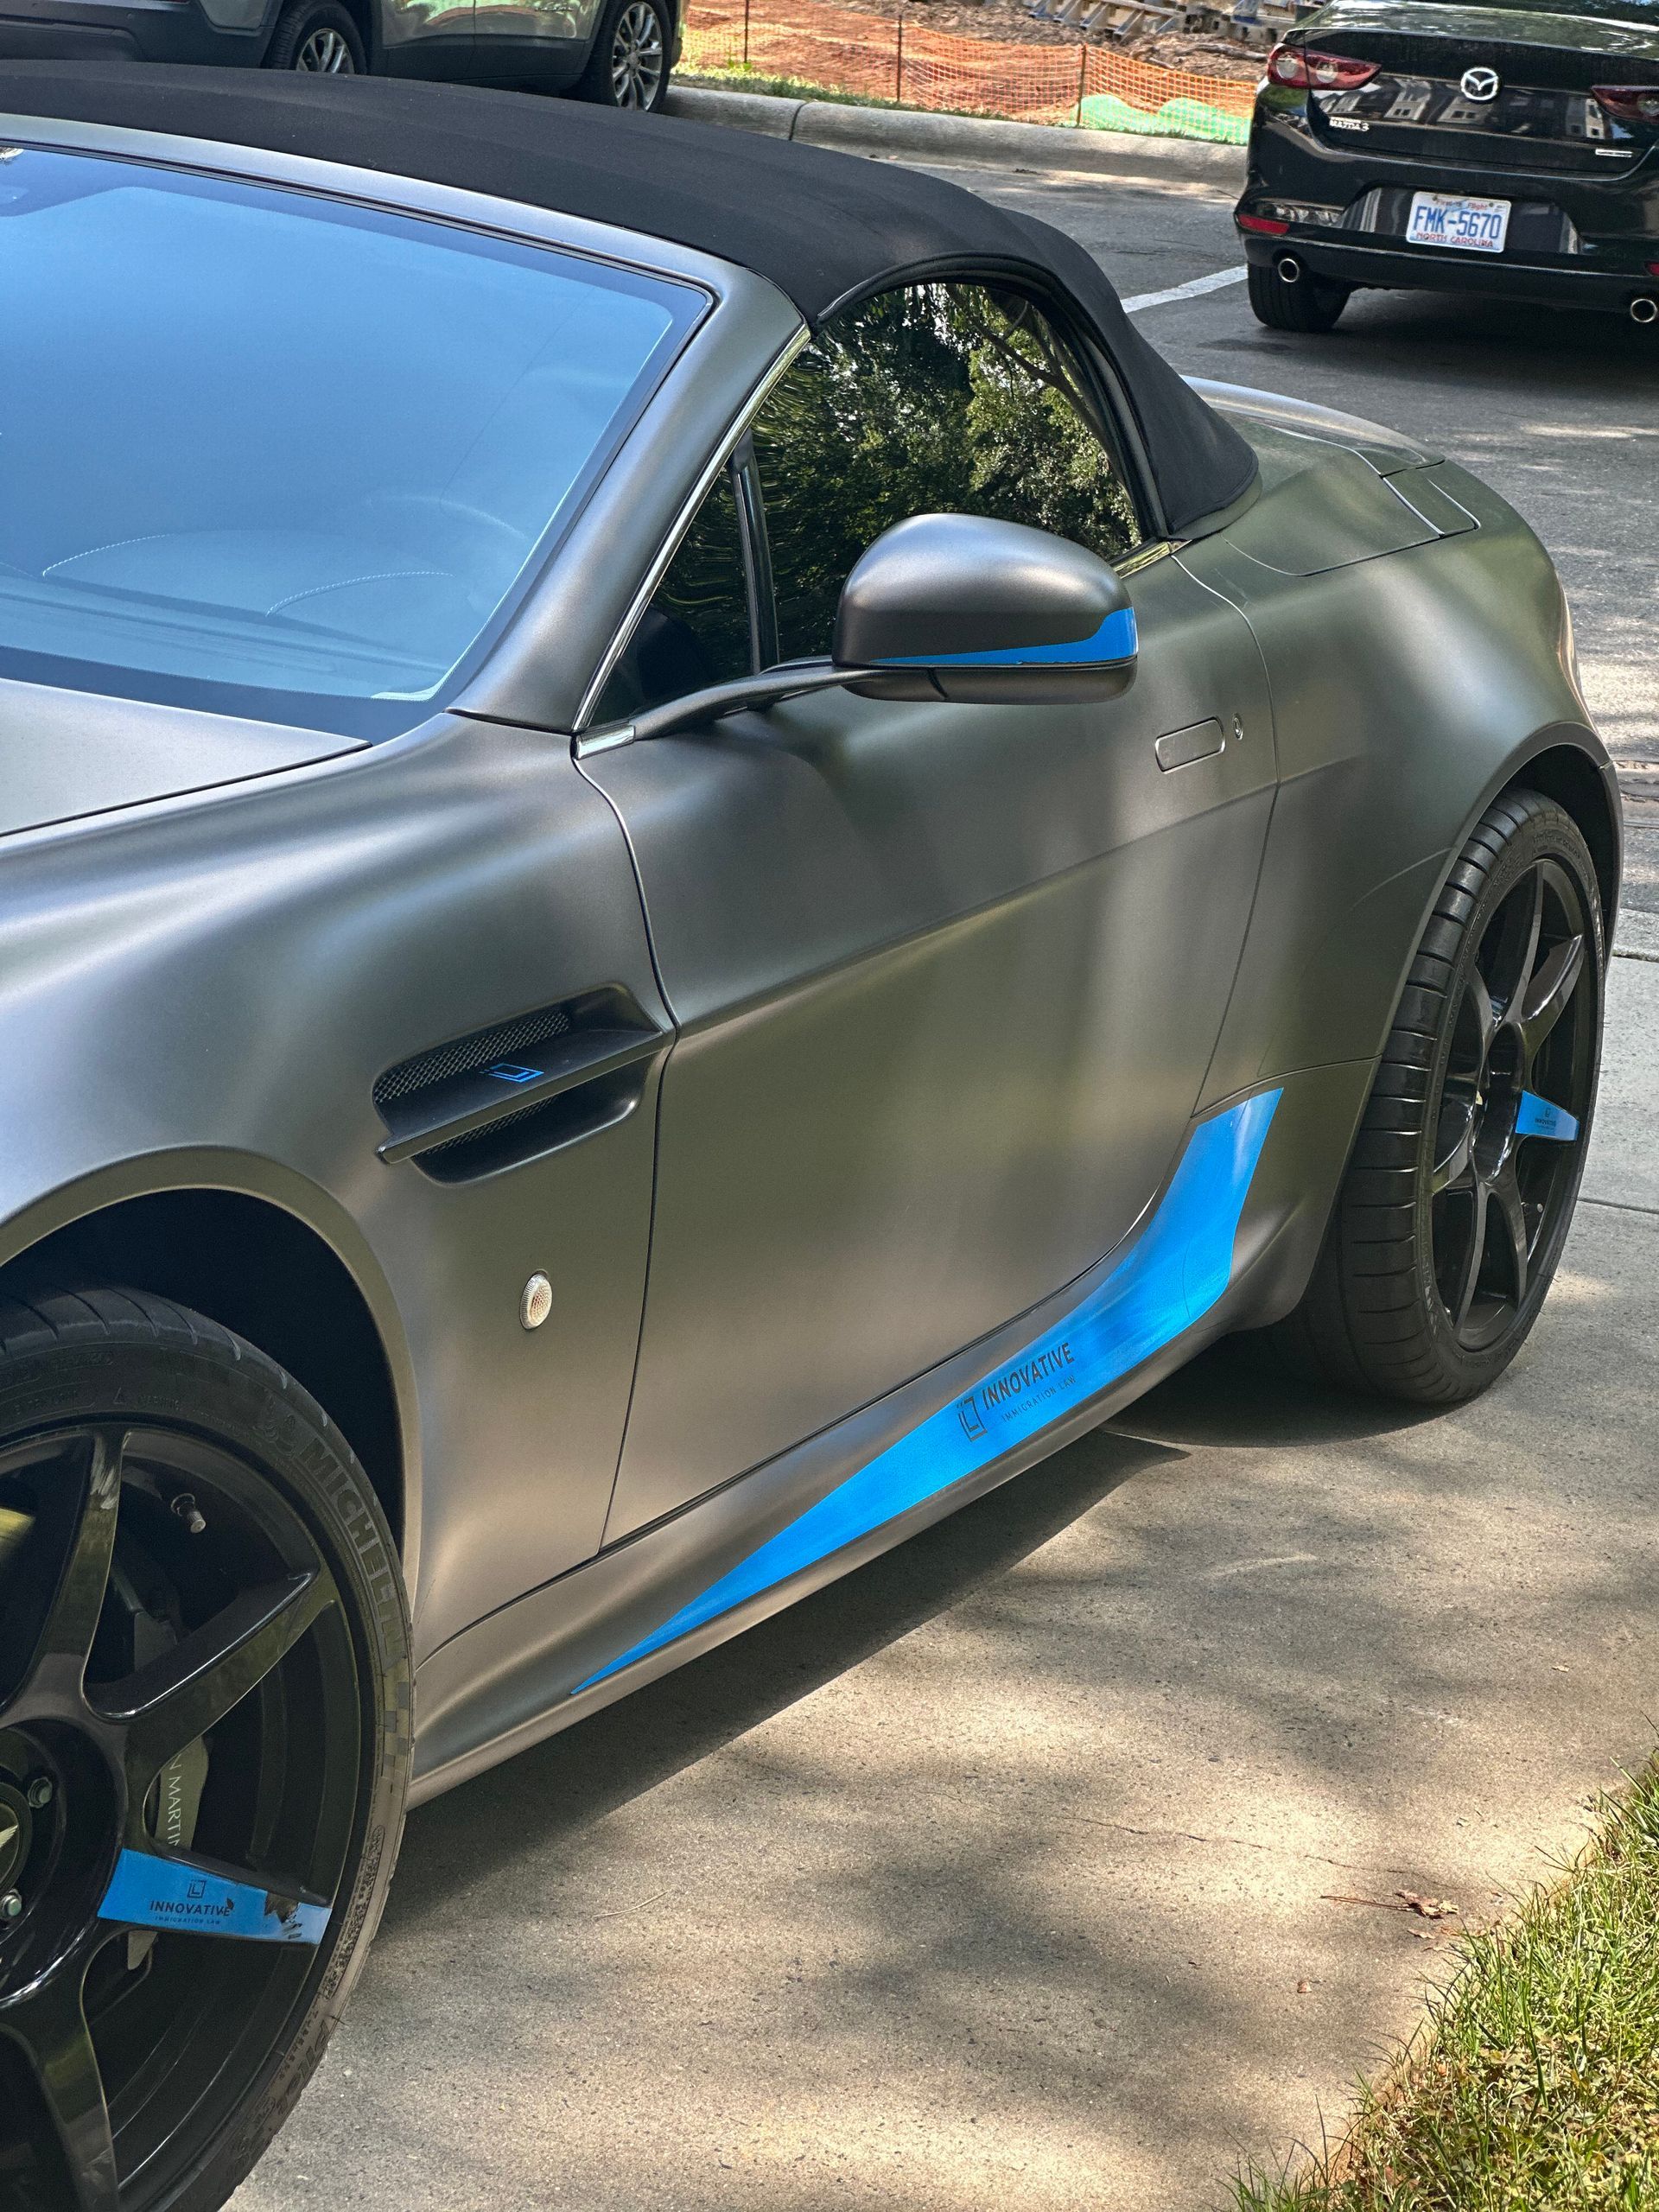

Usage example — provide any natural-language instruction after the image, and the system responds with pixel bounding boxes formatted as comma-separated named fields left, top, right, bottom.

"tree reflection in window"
left=753, top=282, right=1141, bottom=665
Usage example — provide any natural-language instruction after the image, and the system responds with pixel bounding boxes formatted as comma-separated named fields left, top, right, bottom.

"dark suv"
left=1236, top=0, right=1659, bottom=330
left=0, top=0, right=680, bottom=105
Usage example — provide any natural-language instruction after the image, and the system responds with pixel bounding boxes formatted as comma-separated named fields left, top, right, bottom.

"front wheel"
left=264, top=0, right=365, bottom=72
left=0, top=1289, right=409, bottom=2211
left=1281, top=790, right=1605, bottom=1403
left=1247, top=258, right=1351, bottom=334
left=574, top=0, right=671, bottom=110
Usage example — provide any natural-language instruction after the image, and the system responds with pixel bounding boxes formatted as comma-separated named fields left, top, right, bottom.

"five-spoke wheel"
left=1283, top=788, right=1604, bottom=1402
left=1429, top=854, right=1593, bottom=1351
left=0, top=1293, right=407, bottom=2212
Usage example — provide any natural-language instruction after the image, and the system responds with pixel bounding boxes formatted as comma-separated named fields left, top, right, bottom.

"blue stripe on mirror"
left=882, top=605, right=1138, bottom=670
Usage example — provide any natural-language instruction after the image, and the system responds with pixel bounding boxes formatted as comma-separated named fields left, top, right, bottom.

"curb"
left=665, top=83, right=1249, bottom=188
left=1615, top=905, right=1659, bottom=962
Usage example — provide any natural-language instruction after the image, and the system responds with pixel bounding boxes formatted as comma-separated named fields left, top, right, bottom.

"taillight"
left=1592, top=83, right=1659, bottom=125
left=1268, top=44, right=1379, bottom=92
left=1237, top=213, right=1291, bottom=234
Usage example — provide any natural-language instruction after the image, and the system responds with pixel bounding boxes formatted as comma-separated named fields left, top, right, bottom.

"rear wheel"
left=1281, top=790, right=1604, bottom=1403
left=264, top=0, right=365, bottom=72
left=1247, top=258, right=1351, bottom=334
left=574, top=0, right=671, bottom=110
left=0, top=1289, right=409, bottom=2212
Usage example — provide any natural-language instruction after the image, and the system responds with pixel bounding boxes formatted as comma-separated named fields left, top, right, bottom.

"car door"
left=378, top=0, right=474, bottom=77
left=582, top=277, right=1277, bottom=1541
left=468, top=0, right=595, bottom=85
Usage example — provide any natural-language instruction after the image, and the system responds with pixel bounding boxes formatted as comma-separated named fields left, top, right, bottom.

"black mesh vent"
left=373, top=1006, right=573, bottom=1109
left=420, top=1093, right=551, bottom=1162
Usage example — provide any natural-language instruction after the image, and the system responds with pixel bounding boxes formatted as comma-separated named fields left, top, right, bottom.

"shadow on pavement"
left=388, top=1422, right=1177, bottom=1928
left=1112, top=1331, right=1445, bottom=1451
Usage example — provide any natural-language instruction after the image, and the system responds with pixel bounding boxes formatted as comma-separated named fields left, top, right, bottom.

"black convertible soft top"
left=0, top=64, right=1256, bottom=533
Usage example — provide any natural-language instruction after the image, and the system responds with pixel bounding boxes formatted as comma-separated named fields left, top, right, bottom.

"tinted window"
left=596, top=467, right=753, bottom=722
left=0, top=148, right=702, bottom=737
left=753, top=282, right=1141, bottom=664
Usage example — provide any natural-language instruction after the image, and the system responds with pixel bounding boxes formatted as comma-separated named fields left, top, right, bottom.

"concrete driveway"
left=235, top=140, right=1659, bottom=2212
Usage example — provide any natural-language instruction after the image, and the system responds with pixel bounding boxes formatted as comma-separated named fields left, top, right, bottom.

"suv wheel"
left=264, top=0, right=365, bottom=72
left=0, top=1289, right=409, bottom=2210
left=575, top=0, right=671, bottom=110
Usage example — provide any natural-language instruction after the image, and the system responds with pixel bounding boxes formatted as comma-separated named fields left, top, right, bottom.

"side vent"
left=372, top=986, right=664, bottom=1185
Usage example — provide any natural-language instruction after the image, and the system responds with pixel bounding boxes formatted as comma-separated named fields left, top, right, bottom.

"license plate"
left=1405, top=191, right=1510, bottom=254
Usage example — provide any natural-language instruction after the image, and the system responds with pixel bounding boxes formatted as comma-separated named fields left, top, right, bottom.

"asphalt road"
left=234, top=147, right=1659, bottom=2212
left=918, top=150, right=1659, bottom=921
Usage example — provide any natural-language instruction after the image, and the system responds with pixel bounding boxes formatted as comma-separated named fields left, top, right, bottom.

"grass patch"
left=1236, top=1762, right=1659, bottom=2211
left=678, top=67, right=910, bottom=108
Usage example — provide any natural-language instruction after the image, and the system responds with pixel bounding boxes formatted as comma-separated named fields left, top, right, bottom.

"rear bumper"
left=0, top=0, right=263, bottom=63
left=1240, top=100, right=1659, bottom=313
left=1239, top=231, right=1658, bottom=312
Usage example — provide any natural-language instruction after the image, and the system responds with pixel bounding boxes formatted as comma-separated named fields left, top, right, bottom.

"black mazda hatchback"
left=1236, top=0, right=1659, bottom=329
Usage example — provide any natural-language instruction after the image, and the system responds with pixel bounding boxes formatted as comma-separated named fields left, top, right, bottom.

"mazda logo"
left=1460, top=66, right=1501, bottom=101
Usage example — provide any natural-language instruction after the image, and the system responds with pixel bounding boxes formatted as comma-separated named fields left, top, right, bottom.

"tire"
left=1247, top=258, right=1351, bottom=334
left=1280, top=790, right=1604, bottom=1404
left=0, top=1288, right=410, bottom=2212
left=264, top=0, right=365, bottom=72
left=574, top=0, right=671, bottom=110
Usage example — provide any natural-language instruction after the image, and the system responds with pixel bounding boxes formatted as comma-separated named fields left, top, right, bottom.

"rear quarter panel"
left=1188, top=454, right=1610, bottom=1103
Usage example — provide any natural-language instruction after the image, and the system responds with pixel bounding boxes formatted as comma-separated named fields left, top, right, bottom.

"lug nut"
left=24, top=1777, right=53, bottom=1810
left=0, top=1890, right=22, bottom=1922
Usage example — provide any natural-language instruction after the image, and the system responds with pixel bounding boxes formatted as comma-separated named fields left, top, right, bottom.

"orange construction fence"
left=681, top=0, right=1258, bottom=140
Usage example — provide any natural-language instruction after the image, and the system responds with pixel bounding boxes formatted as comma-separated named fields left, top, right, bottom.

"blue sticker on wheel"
left=99, top=1850, right=330, bottom=1944
left=1516, top=1091, right=1580, bottom=1142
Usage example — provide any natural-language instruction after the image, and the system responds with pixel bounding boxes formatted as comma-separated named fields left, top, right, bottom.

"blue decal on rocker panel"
left=575, top=1087, right=1281, bottom=1694
left=1516, top=1091, right=1580, bottom=1142
left=99, top=1849, right=330, bottom=1944
left=885, top=606, right=1138, bottom=671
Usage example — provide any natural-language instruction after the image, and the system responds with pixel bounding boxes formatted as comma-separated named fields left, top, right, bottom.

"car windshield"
left=0, top=145, right=702, bottom=738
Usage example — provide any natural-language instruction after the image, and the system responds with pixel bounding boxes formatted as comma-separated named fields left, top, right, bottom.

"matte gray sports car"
left=0, top=64, right=1620, bottom=2212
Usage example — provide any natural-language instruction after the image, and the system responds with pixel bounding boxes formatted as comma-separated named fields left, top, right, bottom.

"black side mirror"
left=834, top=512, right=1137, bottom=704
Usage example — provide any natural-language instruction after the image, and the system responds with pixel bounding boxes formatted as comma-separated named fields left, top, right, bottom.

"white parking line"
left=1122, top=265, right=1249, bottom=314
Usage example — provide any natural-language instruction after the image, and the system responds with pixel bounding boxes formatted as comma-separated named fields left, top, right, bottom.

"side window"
left=595, top=464, right=753, bottom=722
left=752, top=282, right=1143, bottom=665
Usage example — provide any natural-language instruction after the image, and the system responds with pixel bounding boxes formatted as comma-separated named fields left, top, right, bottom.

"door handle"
left=1154, top=718, right=1225, bottom=772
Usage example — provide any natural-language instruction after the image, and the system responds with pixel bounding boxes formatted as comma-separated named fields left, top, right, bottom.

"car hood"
left=1298, top=0, right=1659, bottom=60
left=0, top=678, right=364, bottom=839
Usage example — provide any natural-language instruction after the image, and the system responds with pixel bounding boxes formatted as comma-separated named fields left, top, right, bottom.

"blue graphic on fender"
left=576, top=1087, right=1281, bottom=1692
left=99, top=1849, right=331, bottom=1944
left=883, top=605, right=1137, bottom=671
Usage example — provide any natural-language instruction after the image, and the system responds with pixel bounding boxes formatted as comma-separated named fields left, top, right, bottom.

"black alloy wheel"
left=1246, top=259, right=1351, bottom=334
left=1282, top=789, right=1604, bottom=1403
left=0, top=1291, right=409, bottom=2212
left=575, top=0, right=671, bottom=111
